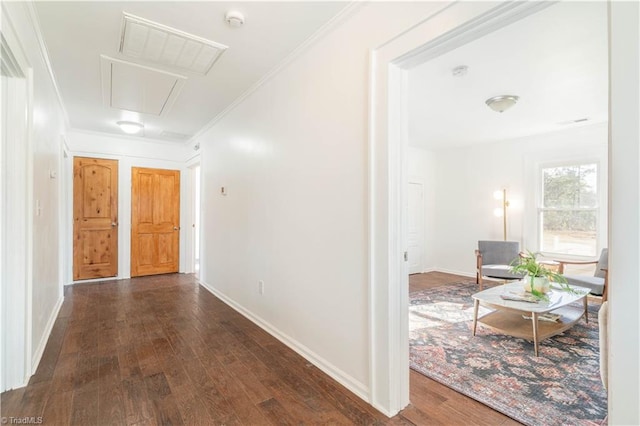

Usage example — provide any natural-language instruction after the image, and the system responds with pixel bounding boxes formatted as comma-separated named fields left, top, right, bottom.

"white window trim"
left=536, top=159, right=604, bottom=260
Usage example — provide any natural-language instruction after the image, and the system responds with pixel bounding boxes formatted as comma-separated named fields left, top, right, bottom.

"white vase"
left=523, top=276, right=550, bottom=294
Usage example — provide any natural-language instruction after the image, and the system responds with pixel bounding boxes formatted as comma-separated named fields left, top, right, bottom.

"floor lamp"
left=493, top=189, right=510, bottom=241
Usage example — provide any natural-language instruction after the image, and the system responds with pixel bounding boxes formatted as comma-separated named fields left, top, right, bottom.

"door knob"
left=174, top=226, right=179, bottom=231
left=111, top=222, right=117, bottom=227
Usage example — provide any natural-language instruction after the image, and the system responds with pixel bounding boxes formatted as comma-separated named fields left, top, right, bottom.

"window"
left=539, top=163, right=598, bottom=256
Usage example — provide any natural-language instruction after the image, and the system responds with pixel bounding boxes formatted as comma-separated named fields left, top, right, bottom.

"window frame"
left=537, top=159, right=602, bottom=259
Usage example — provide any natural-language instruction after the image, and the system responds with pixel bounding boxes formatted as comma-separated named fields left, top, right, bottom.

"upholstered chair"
left=556, top=248, right=608, bottom=301
left=475, top=241, right=524, bottom=290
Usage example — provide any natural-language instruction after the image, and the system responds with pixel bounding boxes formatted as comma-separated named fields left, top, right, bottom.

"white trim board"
left=198, top=279, right=370, bottom=404
left=430, top=268, right=475, bottom=279
left=1, top=2, right=35, bottom=391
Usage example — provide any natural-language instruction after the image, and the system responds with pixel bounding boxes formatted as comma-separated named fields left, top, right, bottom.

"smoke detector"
left=225, top=11, right=244, bottom=28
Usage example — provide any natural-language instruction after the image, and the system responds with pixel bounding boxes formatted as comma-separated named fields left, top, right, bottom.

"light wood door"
left=131, top=167, right=180, bottom=277
left=73, top=157, right=119, bottom=280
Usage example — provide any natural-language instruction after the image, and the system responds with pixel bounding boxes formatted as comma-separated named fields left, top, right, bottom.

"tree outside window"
left=539, top=163, right=598, bottom=256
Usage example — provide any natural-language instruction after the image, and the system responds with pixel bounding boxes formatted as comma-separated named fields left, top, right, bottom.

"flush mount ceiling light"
left=117, top=121, right=144, bottom=134
left=485, top=95, right=519, bottom=113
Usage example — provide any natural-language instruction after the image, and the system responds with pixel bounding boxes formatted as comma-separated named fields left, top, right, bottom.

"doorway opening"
left=368, top=0, right=610, bottom=420
left=399, top=2, right=608, bottom=423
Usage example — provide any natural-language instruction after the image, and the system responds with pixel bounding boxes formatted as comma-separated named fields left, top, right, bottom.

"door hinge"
left=404, top=251, right=408, bottom=261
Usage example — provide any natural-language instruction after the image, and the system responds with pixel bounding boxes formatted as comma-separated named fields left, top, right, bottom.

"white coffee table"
left=472, top=281, right=590, bottom=356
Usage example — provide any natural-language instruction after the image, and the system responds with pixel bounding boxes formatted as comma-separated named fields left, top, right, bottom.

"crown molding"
left=189, top=1, right=363, bottom=144
left=23, top=1, right=71, bottom=130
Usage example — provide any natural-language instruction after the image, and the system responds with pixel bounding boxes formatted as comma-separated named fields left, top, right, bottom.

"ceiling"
left=408, top=1, right=608, bottom=150
left=34, top=1, right=348, bottom=143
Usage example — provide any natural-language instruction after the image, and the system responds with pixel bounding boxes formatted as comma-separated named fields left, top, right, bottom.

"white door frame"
left=368, top=1, right=555, bottom=415
left=185, top=155, right=201, bottom=275
left=59, top=137, right=70, bottom=292
left=1, top=4, right=34, bottom=391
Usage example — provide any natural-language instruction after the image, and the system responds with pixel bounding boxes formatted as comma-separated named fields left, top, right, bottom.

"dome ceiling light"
left=117, top=121, right=144, bottom=134
left=485, top=95, right=519, bottom=113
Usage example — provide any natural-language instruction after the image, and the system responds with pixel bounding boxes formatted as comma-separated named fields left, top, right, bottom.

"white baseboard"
left=68, top=275, right=121, bottom=285
left=198, top=280, right=370, bottom=403
left=31, top=295, right=63, bottom=373
left=415, top=267, right=476, bottom=278
left=430, top=268, right=476, bottom=279
left=371, top=402, right=400, bottom=418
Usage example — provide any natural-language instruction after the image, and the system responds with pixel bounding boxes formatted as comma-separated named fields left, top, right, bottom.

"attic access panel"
left=120, top=12, right=228, bottom=76
left=101, top=55, right=187, bottom=116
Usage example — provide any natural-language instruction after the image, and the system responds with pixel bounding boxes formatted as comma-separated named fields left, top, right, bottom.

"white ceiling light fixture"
left=485, top=95, right=520, bottom=113
left=117, top=120, right=144, bottom=134
left=225, top=11, right=245, bottom=28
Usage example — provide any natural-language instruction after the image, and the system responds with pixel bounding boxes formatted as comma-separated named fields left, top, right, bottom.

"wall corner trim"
left=198, top=279, right=372, bottom=408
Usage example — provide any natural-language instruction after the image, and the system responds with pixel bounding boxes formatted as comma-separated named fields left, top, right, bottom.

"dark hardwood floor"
left=1, top=272, right=519, bottom=425
left=407, top=272, right=520, bottom=425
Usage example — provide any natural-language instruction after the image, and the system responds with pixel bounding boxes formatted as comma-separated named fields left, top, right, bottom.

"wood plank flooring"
left=2, top=272, right=520, bottom=425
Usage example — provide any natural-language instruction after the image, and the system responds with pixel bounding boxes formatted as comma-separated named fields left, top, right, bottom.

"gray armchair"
left=556, top=248, right=608, bottom=301
left=475, top=241, right=524, bottom=290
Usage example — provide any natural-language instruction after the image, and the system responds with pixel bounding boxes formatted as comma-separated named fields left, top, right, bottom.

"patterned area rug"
left=409, top=282, right=607, bottom=426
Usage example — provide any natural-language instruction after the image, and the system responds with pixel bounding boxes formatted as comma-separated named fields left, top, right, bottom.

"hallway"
left=2, top=274, right=387, bottom=424
left=1, top=2, right=639, bottom=422
left=2, top=274, right=518, bottom=425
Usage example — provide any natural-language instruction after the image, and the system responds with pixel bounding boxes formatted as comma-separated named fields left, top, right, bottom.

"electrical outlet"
left=258, top=280, right=264, bottom=295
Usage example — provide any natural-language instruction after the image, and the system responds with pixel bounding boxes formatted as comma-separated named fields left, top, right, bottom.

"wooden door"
left=131, top=167, right=180, bottom=277
left=73, top=157, right=119, bottom=280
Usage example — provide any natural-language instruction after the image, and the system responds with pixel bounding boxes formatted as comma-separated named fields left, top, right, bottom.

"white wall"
left=409, top=122, right=607, bottom=276
left=65, top=130, right=193, bottom=282
left=1, top=2, right=67, bottom=382
left=608, top=2, right=640, bottom=424
left=408, top=146, right=437, bottom=271
left=192, top=2, right=449, bottom=401
left=31, top=71, right=66, bottom=373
